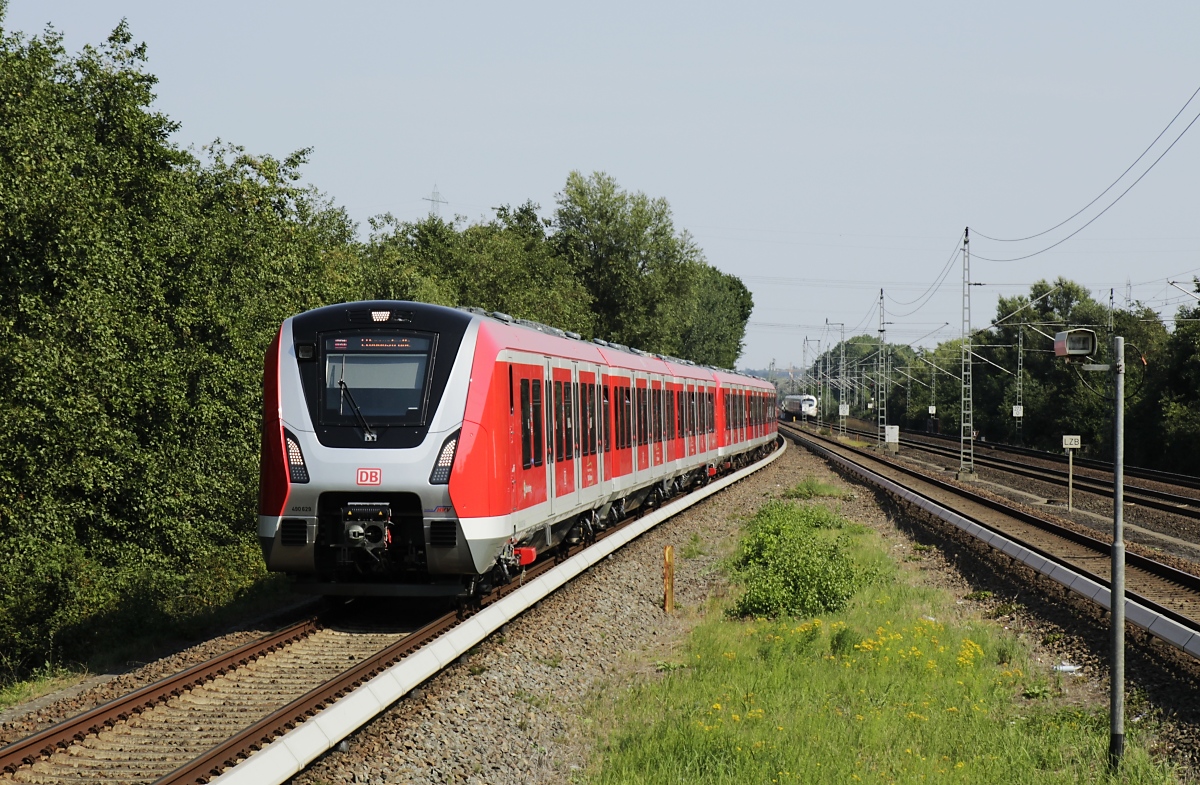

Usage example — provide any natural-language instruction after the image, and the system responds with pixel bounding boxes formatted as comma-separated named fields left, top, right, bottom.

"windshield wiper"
left=338, top=379, right=378, bottom=441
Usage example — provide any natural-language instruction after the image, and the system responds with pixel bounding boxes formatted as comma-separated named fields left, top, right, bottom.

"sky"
left=5, top=2, right=1199, bottom=371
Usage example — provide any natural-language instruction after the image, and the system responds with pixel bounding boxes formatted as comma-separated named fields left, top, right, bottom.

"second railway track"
left=780, top=423, right=1200, bottom=660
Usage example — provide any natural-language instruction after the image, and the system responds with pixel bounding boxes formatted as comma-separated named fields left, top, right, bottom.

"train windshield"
left=321, top=333, right=433, bottom=426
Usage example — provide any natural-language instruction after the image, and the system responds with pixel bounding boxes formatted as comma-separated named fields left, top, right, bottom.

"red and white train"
left=258, top=301, right=777, bottom=598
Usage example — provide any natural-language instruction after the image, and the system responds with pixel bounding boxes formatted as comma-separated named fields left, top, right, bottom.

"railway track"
left=839, top=417, right=1200, bottom=491
left=832, top=423, right=1200, bottom=520
left=780, top=423, right=1200, bottom=660
left=0, top=441, right=784, bottom=785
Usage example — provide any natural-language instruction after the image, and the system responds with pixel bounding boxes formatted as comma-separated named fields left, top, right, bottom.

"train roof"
left=462, top=305, right=773, bottom=390
left=286, top=301, right=773, bottom=390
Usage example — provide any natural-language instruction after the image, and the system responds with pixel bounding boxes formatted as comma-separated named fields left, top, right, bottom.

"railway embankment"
left=288, top=440, right=1196, bottom=782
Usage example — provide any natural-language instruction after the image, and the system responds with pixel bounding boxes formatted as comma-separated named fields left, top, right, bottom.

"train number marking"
left=356, top=468, right=382, bottom=485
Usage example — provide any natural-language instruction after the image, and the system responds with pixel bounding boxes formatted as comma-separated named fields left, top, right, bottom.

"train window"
left=594, top=384, right=601, bottom=455
left=554, top=381, right=565, bottom=463
left=650, top=388, right=658, bottom=443
left=708, top=391, right=715, bottom=434
left=520, top=379, right=532, bottom=469
left=628, top=386, right=638, bottom=448
left=602, top=384, right=611, bottom=453
left=545, top=379, right=553, bottom=462
left=532, top=379, right=544, bottom=467
left=640, top=387, right=648, bottom=446
left=589, top=383, right=598, bottom=455
left=583, top=383, right=591, bottom=456
left=566, top=382, right=575, bottom=460
left=320, top=333, right=432, bottom=427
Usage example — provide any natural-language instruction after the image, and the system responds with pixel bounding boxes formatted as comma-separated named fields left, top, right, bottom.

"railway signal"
left=1058, top=334, right=1125, bottom=768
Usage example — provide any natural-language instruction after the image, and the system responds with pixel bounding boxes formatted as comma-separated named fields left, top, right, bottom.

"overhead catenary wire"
left=974, top=83, right=1200, bottom=243
left=884, top=234, right=964, bottom=309
left=974, top=96, right=1200, bottom=263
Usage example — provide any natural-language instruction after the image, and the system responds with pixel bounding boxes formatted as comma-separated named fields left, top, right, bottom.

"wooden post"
left=664, top=545, right=674, bottom=612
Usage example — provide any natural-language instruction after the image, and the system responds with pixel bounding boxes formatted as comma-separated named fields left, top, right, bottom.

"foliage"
left=727, top=501, right=867, bottom=618
left=798, top=275, right=1189, bottom=472
left=589, top=504, right=1176, bottom=784
left=0, top=14, right=755, bottom=679
left=0, top=18, right=363, bottom=673
left=553, top=171, right=750, bottom=366
left=781, top=476, right=851, bottom=500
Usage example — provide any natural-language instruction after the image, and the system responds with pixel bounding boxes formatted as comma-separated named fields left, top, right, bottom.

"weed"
left=681, top=533, right=706, bottom=560
left=990, top=602, right=1024, bottom=618
left=1023, top=684, right=1052, bottom=700
left=783, top=476, right=852, bottom=501
left=727, top=501, right=869, bottom=619
left=1042, top=632, right=1064, bottom=646
left=994, top=637, right=1020, bottom=666
left=912, top=543, right=935, bottom=552
left=964, top=590, right=994, bottom=601
left=468, top=664, right=488, bottom=676
left=830, top=625, right=862, bottom=656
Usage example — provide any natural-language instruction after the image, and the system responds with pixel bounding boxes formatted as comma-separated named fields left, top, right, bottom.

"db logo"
left=356, top=468, right=382, bottom=486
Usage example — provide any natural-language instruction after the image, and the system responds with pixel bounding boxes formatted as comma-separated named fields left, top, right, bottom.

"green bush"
left=727, top=501, right=867, bottom=618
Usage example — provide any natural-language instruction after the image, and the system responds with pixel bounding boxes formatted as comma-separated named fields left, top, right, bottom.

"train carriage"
left=259, top=301, right=776, bottom=597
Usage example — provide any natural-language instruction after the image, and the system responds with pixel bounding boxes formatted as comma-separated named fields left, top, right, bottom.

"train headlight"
left=284, top=429, right=309, bottom=484
left=428, top=430, right=461, bottom=485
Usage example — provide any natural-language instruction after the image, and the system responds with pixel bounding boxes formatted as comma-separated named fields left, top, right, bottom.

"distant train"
left=780, top=394, right=818, bottom=421
left=258, top=301, right=778, bottom=599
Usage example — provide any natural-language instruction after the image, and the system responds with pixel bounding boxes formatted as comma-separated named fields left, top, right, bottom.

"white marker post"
left=1063, top=434, right=1081, bottom=511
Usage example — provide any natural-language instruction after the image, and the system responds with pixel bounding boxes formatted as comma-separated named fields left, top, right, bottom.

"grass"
left=586, top=499, right=1178, bottom=784
left=0, top=661, right=85, bottom=712
left=782, top=476, right=853, bottom=501
left=681, top=533, right=707, bottom=560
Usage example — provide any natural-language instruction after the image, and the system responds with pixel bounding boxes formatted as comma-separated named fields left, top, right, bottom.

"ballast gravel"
left=288, top=438, right=1200, bottom=784
left=6, top=438, right=1199, bottom=782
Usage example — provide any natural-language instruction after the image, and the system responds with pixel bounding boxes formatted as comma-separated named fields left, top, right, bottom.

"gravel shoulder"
left=286, top=440, right=1200, bottom=784
left=6, top=438, right=1198, bottom=782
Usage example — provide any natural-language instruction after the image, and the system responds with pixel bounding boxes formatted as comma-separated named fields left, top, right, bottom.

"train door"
left=579, top=367, right=599, bottom=490
left=700, top=386, right=710, bottom=456
left=650, top=378, right=663, bottom=468
left=550, top=363, right=577, bottom=509
left=632, top=374, right=647, bottom=481
left=604, top=374, right=614, bottom=480
left=683, top=382, right=694, bottom=458
left=666, top=381, right=677, bottom=464
left=514, top=363, right=548, bottom=514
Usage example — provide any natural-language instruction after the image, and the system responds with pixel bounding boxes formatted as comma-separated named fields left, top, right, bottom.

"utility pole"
left=828, top=319, right=846, bottom=437
left=929, top=350, right=937, bottom=433
left=1110, top=335, right=1127, bottom=770
left=423, top=184, right=448, bottom=217
left=959, top=228, right=976, bottom=479
left=877, top=289, right=887, bottom=449
left=1015, top=327, right=1024, bottom=444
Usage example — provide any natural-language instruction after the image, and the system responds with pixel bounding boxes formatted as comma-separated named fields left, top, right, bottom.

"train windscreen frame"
left=318, top=332, right=438, bottom=428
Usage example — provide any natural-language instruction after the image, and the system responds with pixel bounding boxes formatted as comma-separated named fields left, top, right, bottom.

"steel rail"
left=782, top=425, right=1200, bottom=659
left=834, top=422, right=1200, bottom=517
left=166, top=438, right=786, bottom=785
left=0, top=619, right=319, bottom=775
left=873, top=421, right=1200, bottom=489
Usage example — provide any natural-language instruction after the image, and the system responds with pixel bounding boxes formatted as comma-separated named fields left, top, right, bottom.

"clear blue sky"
left=6, top=1, right=1199, bottom=370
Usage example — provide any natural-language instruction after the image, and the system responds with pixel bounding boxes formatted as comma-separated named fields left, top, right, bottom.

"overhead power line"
left=975, top=83, right=1200, bottom=243
left=974, top=83, right=1200, bottom=263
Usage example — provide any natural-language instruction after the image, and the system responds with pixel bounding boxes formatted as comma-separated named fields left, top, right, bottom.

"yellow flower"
left=712, top=703, right=721, bottom=710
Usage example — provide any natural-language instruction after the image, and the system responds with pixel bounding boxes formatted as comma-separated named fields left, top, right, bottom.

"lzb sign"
left=1062, top=435, right=1081, bottom=450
